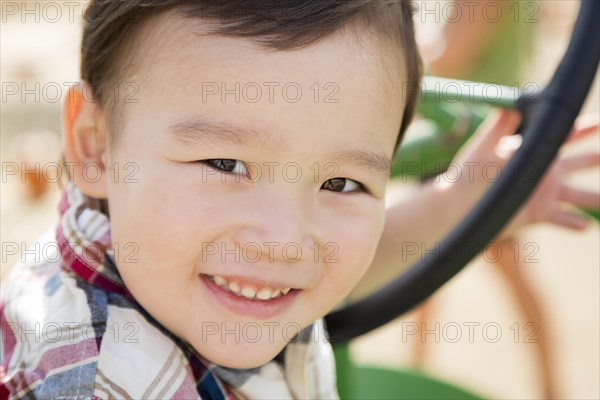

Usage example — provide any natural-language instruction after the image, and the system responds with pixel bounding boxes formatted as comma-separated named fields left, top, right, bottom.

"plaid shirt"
left=0, top=184, right=339, bottom=399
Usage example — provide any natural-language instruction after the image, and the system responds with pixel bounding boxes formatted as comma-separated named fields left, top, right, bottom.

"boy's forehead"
left=121, top=11, right=406, bottom=153
left=132, top=11, right=406, bottom=95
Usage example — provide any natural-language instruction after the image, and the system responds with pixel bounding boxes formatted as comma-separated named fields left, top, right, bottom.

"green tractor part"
left=391, top=76, right=599, bottom=222
left=334, top=343, right=487, bottom=399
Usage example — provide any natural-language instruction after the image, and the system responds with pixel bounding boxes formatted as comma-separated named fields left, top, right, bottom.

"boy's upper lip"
left=200, top=272, right=300, bottom=290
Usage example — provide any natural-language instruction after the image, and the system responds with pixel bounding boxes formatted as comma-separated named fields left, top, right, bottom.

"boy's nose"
left=232, top=188, right=317, bottom=263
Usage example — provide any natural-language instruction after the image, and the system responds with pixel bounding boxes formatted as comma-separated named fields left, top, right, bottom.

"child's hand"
left=506, top=113, right=599, bottom=236
left=446, top=109, right=599, bottom=238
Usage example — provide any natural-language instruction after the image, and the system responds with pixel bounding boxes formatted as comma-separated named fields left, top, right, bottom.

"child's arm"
left=349, top=110, right=599, bottom=301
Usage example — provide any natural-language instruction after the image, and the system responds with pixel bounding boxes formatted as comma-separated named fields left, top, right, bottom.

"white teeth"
left=241, top=287, right=256, bottom=299
left=256, top=288, right=272, bottom=300
left=228, top=281, right=240, bottom=293
left=207, top=275, right=292, bottom=301
left=213, top=276, right=227, bottom=286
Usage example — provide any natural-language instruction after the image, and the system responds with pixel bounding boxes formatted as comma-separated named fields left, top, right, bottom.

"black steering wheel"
left=326, top=0, right=600, bottom=343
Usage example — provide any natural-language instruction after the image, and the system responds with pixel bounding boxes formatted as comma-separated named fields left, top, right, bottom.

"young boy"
left=1, top=1, right=422, bottom=398
left=2, top=1, right=598, bottom=399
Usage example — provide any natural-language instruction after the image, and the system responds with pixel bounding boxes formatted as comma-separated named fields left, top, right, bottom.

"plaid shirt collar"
left=56, top=184, right=130, bottom=298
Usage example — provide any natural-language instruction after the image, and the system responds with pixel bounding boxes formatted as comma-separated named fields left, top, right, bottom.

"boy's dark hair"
left=81, top=0, right=422, bottom=152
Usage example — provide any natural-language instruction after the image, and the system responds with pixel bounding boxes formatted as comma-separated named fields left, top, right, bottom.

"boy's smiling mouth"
left=200, top=273, right=300, bottom=319
left=204, top=273, right=292, bottom=300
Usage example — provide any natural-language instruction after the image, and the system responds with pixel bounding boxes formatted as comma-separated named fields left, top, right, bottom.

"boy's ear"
left=62, top=82, right=109, bottom=199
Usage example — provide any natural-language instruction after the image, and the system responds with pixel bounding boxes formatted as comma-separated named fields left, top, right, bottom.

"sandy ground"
left=1, top=2, right=598, bottom=399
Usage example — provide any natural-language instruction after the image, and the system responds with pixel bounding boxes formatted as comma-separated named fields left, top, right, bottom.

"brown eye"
left=322, top=177, right=362, bottom=193
left=203, top=159, right=248, bottom=175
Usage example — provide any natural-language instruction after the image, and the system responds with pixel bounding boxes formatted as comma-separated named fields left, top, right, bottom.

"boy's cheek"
left=317, top=234, right=380, bottom=303
left=328, top=259, right=372, bottom=301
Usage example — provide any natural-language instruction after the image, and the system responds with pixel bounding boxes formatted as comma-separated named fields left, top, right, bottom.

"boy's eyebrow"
left=168, top=116, right=392, bottom=175
left=329, top=149, right=392, bottom=175
left=168, top=117, right=273, bottom=148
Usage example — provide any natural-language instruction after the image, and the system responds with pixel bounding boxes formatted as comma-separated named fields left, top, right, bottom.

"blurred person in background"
left=360, top=1, right=595, bottom=398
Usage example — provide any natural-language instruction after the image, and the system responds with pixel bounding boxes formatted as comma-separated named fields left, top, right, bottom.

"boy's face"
left=103, top=14, right=405, bottom=368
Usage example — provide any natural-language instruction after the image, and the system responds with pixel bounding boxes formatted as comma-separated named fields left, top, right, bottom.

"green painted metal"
left=334, top=344, right=487, bottom=399
left=391, top=102, right=488, bottom=180
left=582, top=208, right=600, bottom=222
left=420, top=76, right=520, bottom=109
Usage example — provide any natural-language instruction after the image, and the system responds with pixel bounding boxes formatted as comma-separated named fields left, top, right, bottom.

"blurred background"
left=1, top=1, right=598, bottom=399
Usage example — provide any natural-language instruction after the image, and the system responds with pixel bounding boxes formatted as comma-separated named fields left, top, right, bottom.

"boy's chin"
left=190, top=336, right=289, bottom=369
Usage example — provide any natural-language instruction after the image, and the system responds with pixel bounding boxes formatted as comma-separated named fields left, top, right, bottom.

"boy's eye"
left=322, top=177, right=363, bottom=193
left=202, top=159, right=248, bottom=175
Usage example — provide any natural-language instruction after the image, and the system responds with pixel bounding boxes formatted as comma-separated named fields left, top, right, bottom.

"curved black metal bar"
left=326, top=0, right=600, bottom=343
